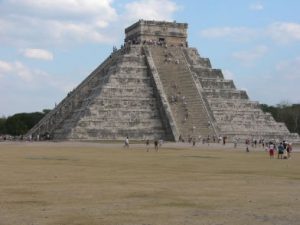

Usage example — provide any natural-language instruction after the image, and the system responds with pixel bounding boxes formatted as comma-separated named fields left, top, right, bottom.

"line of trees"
left=260, top=103, right=300, bottom=135
left=0, top=109, right=50, bottom=136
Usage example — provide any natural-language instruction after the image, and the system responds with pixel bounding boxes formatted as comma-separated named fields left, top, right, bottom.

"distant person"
left=233, top=138, right=237, bottom=148
left=124, top=137, right=129, bottom=148
left=159, top=139, right=163, bottom=147
left=223, top=136, right=226, bottom=145
left=154, top=140, right=159, bottom=152
left=178, top=134, right=182, bottom=142
left=286, top=143, right=292, bottom=158
left=198, top=135, right=202, bottom=143
left=192, top=138, right=196, bottom=147
left=218, top=136, right=222, bottom=144
left=269, top=142, right=275, bottom=159
left=277, top=143, right=284, bottom=159
left=146, top=139, right=150, bottom=152
left=245, top=139, right=250, bottom=152
left=261, top=139, right=265, bottom=148
left=283, top=140, right=287, bottom=150
left=283, top=148, right=288, bottom=159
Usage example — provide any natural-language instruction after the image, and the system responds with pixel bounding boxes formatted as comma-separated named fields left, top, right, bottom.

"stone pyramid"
left=27, top=20, right=299, bottom=142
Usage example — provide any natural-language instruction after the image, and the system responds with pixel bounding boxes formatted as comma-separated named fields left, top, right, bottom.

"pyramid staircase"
left=145, top=46, right=217, bottom=140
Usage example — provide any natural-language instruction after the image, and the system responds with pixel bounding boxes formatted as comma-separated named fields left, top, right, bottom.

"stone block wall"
left=27, top=46, right=169, bottom=141
left=184, top=47, right=299, bottom=142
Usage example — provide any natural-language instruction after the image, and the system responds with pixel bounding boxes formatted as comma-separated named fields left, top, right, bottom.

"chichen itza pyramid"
left=27, top=20, right=299, bottom=142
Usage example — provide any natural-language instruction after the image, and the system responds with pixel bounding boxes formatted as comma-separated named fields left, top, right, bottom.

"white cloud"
left=0, top=0, right=181, bottom=46
left=199, top=22, right=300, bottom=45
left=268, top=22, right=300, bottom=43
left=0, top=0, right=118, bottom=46
left=48, top=20, right=112, bottom=43
left=124, top=0, right=179, bottom=22
left=21, top=48, right=53, bottom=60
left=0, top=60, right=13, bottom=74
left=14, top=61, right=38, bottom=81
left=199, top=27, right=258, bottom=42
left=249, top=3, right=264, bottom=11
left=232, top=45, right=268, bottom=65
left=0, top=59, right=77, bottom=115
left=6, top=0, right=117, bottom=22
left=10, top=0, right=115, bottom=15
left=235, top=56, right=300, bottom=105
left=0, top=60, right=45, bottom=81
left=0, top=60, right=65, bottom=87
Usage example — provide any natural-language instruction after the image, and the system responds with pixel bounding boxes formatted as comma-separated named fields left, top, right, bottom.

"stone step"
left=100, top=88, right=154, bottom=96
left=109, top=77, right=151, bottom=85
left=54, top=128, right=166, bottom=140
left=76, top=120, right=164, bottom=129
left=149, top=46, right=213, bottom=138
left=84, top=112, right=162, bottom=120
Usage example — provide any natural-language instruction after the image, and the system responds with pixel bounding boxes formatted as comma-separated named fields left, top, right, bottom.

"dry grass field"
left=0, top=141, right=299, bottom=225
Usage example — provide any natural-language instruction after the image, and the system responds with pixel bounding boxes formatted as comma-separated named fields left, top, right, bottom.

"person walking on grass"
left=233, top=138, right=237, bottom=148
left=124, top=136, right=129, bottom=149
left=154, top=140, right=159, bottom=152
left=269, top=142, right=275, bottom=159
left=277, top=142, right=284, bottom=159
left=245, top=139, right=250, bottom=152
left=146, top=139, right=150, bottom=152
left=192, top=138, right=196, bottom=147
left=286, top=143, right=292, bottom=158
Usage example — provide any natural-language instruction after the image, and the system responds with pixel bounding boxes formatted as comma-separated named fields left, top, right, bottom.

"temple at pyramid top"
left=26, top=20, right=299, bottom=143
left=125, top=20, right=188, bottom=46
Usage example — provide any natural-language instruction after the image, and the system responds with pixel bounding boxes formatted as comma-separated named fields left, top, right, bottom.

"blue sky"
left=1, top=0, right=300, bottom=116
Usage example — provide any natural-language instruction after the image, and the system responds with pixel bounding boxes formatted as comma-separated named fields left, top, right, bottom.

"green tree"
left=3, top=109, right=51, bottom=136
left=5, top=112, right=44, bottom=135
left=260, top=103, right=300, bottom=135
left=0, top=117, right=7, bottom=134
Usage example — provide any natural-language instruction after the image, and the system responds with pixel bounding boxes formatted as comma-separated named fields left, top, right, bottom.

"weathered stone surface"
left=184, top=47, right=299, bottom=142
left=27, top=20, right=299, bottom=142
left=125, top=20, right=188, bottom=46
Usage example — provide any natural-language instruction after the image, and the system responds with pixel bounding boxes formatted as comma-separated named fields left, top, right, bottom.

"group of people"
left=178, top=135, right=227, bottom=146
left=164, top=50, right=181, bottom=64
left=0, top=133, right=51, bottom=142
left=124, top=134, right=295, bottom=157
left=125, top=37, right=188, bottom=48
left=124, top=137, right=163, bottom=152
left=267, top=141, right=292, bottom=159
left=146, top=139, right=163, bottom=152
left=168, top=82, right=189, bottom=123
